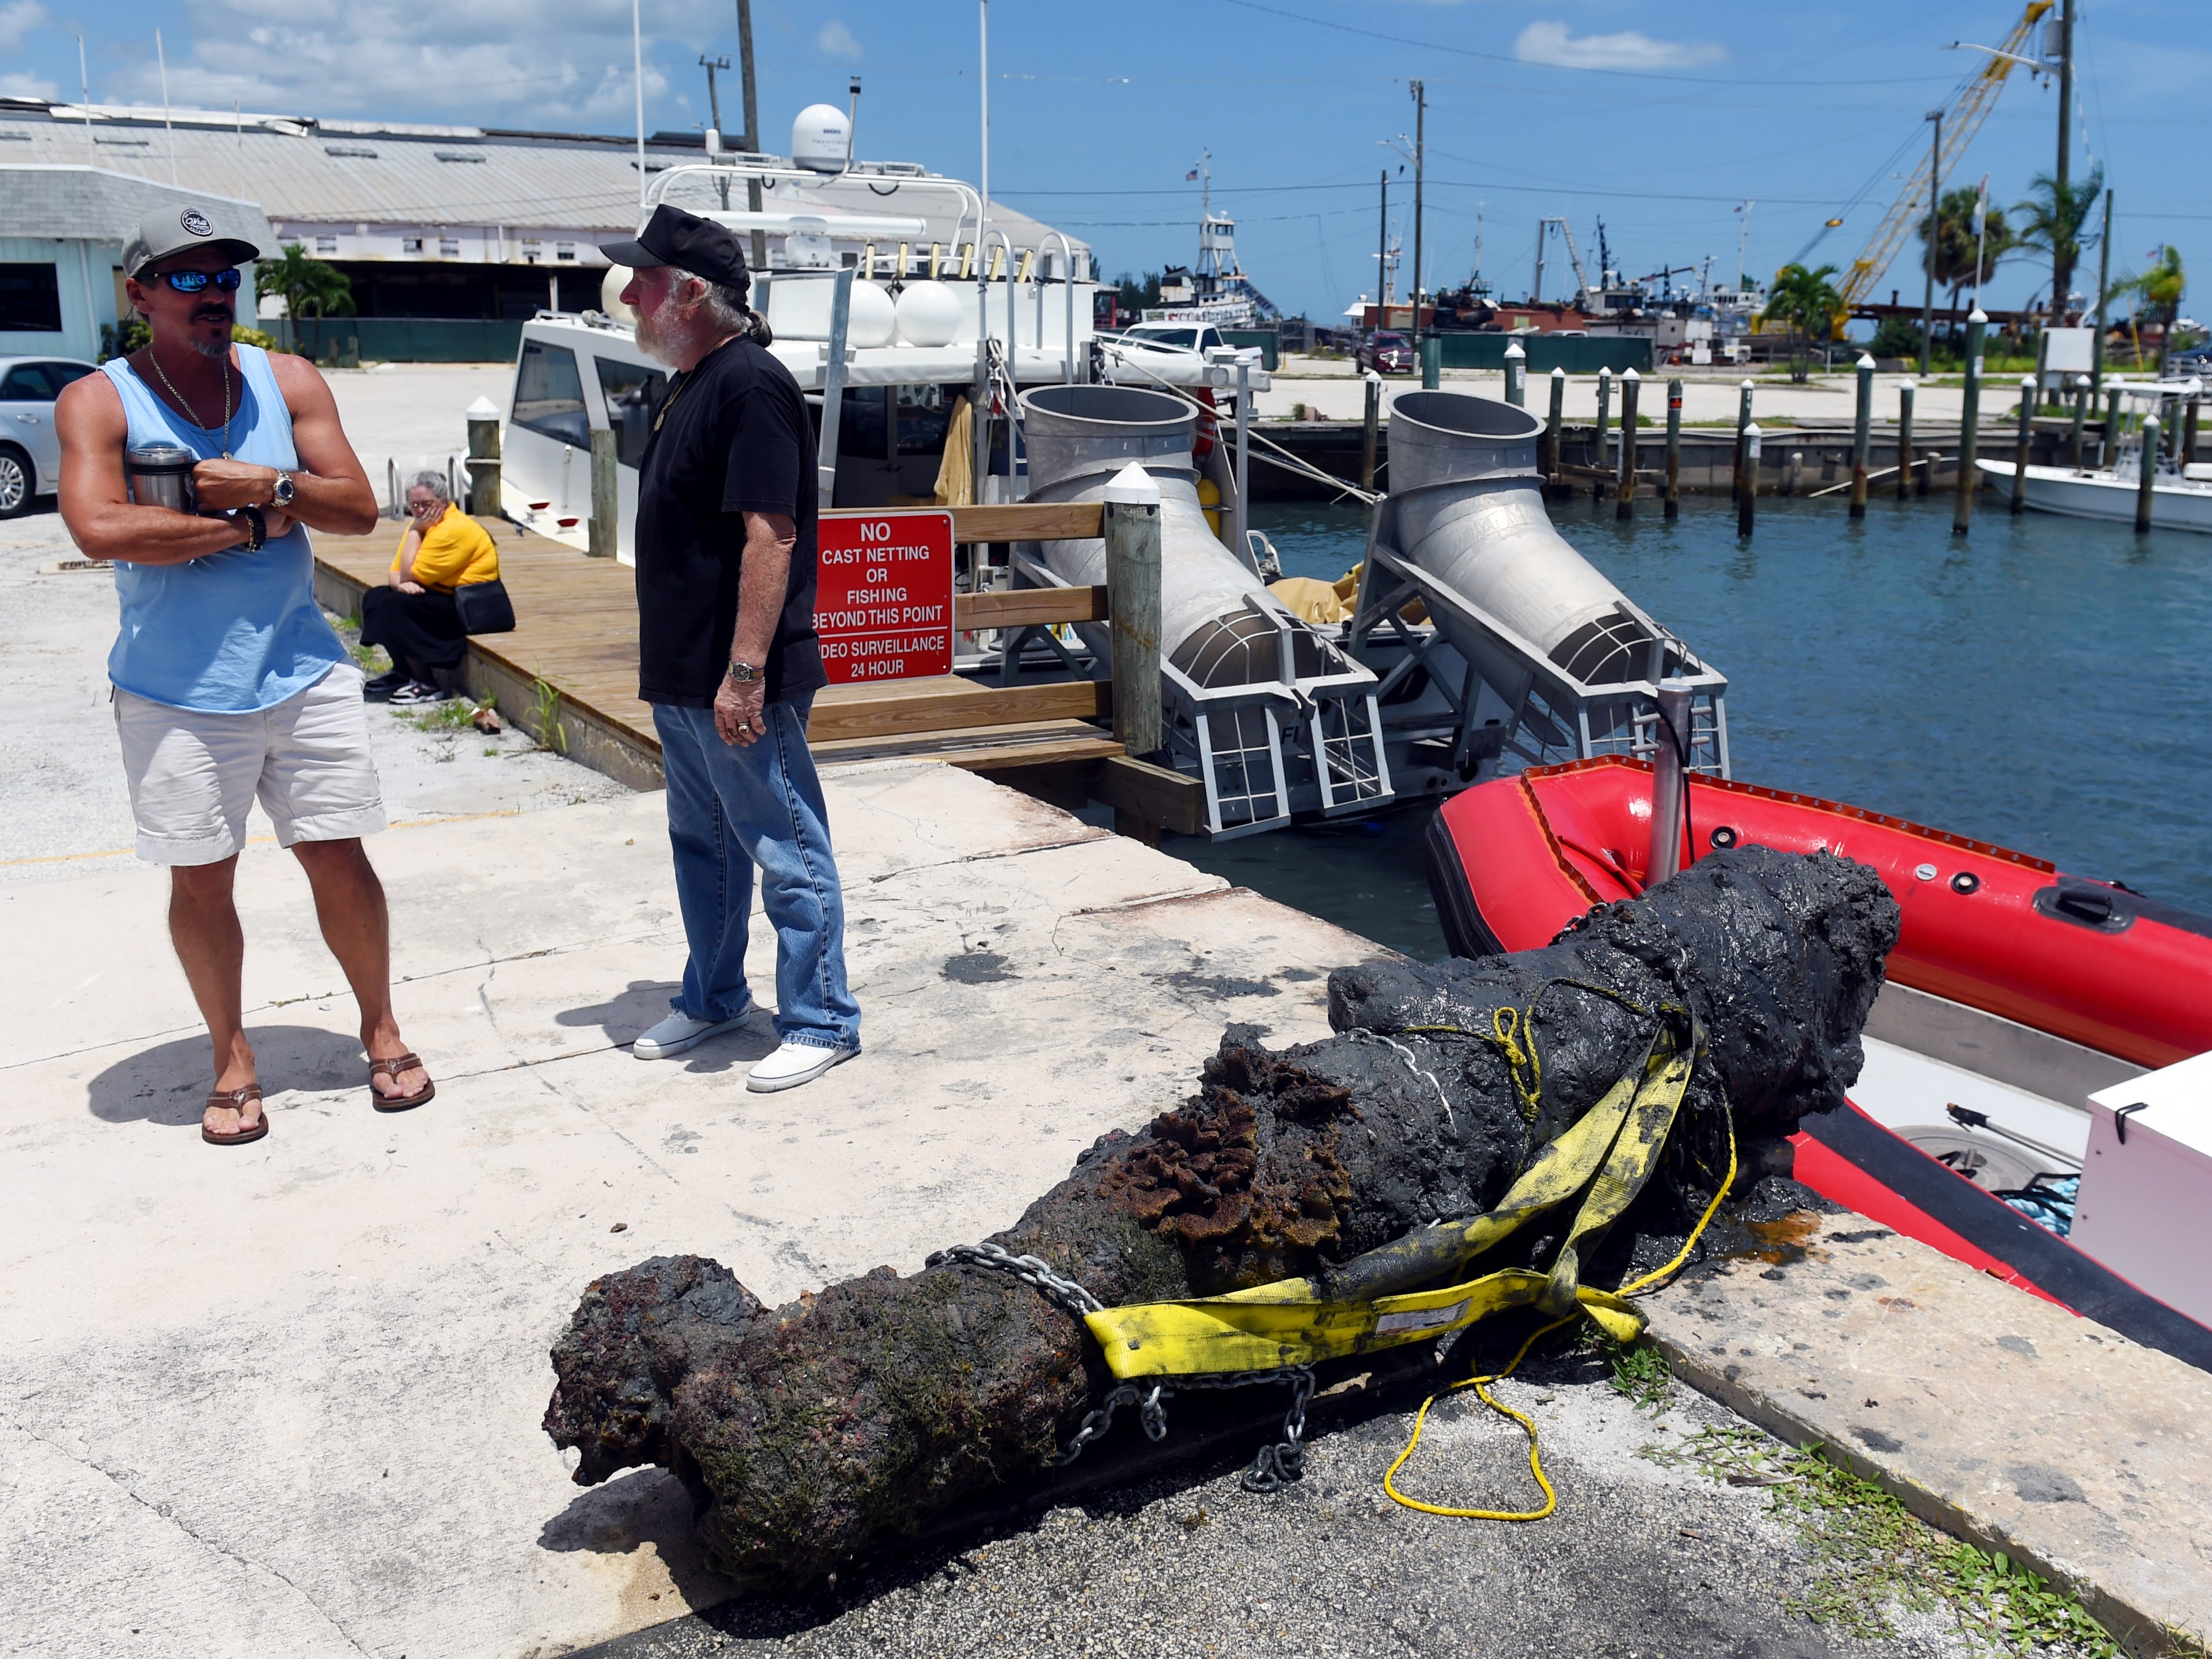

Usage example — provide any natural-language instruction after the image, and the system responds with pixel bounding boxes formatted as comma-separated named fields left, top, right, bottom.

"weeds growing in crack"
left=1640, top=1427, right=2117, bottom=1657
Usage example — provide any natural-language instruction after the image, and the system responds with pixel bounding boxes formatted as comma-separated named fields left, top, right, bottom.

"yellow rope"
left=1381, top=1106, right=1738, bottom=1523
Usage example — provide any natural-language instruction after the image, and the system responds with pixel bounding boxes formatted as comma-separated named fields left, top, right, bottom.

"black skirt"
left=360, top=586, right=468, bottom=669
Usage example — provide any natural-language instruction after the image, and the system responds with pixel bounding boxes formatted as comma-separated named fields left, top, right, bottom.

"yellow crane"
left=1837, top=1, right=2054, bottom=313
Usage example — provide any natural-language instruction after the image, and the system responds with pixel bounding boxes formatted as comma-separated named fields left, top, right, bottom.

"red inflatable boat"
left=1424, top=756, right=2212, bottom=1369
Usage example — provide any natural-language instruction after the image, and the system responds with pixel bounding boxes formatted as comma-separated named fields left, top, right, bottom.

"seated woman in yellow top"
left=358, top=472, right=501, bottom=704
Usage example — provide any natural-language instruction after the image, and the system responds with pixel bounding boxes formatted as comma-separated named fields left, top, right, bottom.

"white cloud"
left=0, top=0, right=47, bottom=53
left=817, top=19, right=861, bottom=60
left=1514, top=20, right=1726, bottom=72
left=0, top=69, right=58, bottom=98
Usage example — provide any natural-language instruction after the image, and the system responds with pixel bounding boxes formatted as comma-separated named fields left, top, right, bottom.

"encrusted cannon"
left=544, top=845, right=1898, bottom=1589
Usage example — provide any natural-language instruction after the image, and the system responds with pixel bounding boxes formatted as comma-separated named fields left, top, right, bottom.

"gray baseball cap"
left=122, top=201, right=261, bottom=279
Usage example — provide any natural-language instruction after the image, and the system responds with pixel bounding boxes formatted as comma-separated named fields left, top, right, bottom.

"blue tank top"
left=101, top=343, right=345, bottom=713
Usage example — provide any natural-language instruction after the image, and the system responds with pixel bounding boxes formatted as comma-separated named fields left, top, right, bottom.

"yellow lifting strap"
left=1084, top=1023, right=1700, bottom=1381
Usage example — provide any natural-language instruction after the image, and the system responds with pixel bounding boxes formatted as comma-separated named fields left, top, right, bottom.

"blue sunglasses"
left=157, top=269, right=243, bottom=293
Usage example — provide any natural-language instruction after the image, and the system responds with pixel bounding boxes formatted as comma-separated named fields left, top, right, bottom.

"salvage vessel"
left=1424, top=755, right=2212, bottom=1368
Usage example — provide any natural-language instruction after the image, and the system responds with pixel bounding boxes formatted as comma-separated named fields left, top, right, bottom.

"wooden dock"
left=311, top=504, right=1201, bottom=830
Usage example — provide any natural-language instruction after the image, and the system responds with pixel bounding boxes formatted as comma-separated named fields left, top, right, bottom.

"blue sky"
left=8, top=0, right=2204, bottom=323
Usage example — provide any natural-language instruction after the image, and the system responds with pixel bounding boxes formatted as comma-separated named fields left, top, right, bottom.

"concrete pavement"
left=0, top=764, right=1384, bottom=1658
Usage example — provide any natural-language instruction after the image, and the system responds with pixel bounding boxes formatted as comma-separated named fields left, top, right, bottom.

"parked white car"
left=0, top=355, right=99, bottom=516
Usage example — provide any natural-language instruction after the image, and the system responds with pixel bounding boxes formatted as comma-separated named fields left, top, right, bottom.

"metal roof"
left=0, top=163, right=274, bottom=244
left=0, top=98, right=1084, bottom=256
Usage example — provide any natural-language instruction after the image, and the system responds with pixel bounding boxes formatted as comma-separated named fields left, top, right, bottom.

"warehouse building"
left=0, top=95, right=1085, bottom=362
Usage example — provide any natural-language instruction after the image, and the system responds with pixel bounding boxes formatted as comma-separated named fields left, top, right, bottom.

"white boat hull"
left=1978, top=459, right=2212, bottom=533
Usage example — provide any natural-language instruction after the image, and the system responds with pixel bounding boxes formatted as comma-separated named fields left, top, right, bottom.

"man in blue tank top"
left=56, top=202, right=437, bottom=1147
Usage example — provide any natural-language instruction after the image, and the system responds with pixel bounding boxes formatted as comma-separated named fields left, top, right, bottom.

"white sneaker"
left=632, top=1003, right=753, bottom=1060
left=745, top=1040, right=858, bottom=1093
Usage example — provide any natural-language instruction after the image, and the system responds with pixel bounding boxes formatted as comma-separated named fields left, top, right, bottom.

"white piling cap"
left=2142, top=413, right=2161, bottom=430
left=1623, top=367, right=1639, bottom=381
left=1103, top=462, right=1162, bottom=506
left=1550, top=365, right=1566, bottom=379
left=2022, top=375, right=2039, bottom=389
left=1969, top=306, right=1989, bottom=324
left=465, top=396, right=500, bottom=419
left=1856, top=353, right=1877, bottom=371
left=1741, top=378, right=1755, bottom=389
left=1504, top=338, right=1526, bottom=358
left=1744, top=422, right=1762, bottom=434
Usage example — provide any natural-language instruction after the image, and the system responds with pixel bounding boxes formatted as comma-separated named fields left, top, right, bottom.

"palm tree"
left=254, top=243, right=354, bottom=361
left=2012, top=166, right=2102, bottom=327
left=2113, top=246, right=2187, bottom=371
left=1762, top=262, right=1843, bottom=382
left=1921, top=187, right=2012, bottom=336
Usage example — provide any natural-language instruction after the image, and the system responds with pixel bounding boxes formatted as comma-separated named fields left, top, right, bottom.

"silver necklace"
left=145, top=348, right=235, bottom=459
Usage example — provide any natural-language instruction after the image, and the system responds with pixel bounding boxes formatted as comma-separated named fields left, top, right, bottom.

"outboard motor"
left=1017, top=385, right=1394, bottom=835
left=1350, top=390, right=1727, bottom=782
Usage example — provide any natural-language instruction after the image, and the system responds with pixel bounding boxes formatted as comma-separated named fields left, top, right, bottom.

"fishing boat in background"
left=1424, top=756, right=2212, bottom=1372
left=1980, top=378, right=2212, bottom=533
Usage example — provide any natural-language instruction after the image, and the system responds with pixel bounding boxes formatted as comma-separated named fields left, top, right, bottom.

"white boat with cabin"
left=1980, top=378, right=2212, bottom=533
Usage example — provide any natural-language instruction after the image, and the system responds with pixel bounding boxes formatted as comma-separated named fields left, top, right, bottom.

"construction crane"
left=1836, top=1, right=2054, bottom=312
left=1531, top=216, right=1590, bottom=306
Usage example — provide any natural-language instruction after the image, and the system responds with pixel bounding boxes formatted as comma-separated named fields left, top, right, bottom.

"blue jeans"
left=652, top=692, right=861, bottom=1052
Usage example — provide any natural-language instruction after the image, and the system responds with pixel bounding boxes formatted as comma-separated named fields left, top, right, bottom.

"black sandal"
left=202, top=1084, right=268, bottom=1146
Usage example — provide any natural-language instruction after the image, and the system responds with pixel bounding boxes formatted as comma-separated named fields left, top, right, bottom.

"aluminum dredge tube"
left=1387, top=391, right=1689, bottom=694
left=1019, top=385, right=1327, bottom=687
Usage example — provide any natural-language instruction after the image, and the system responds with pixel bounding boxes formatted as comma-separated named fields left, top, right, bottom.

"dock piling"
left=2135, top=416, right=2159, bottom=534
left=2069, top=376, right=2088, bottom=470
left=2102, top=389, right=2122, bottom=470
left=1616, top=368, right=1639, bottom=519
left=1898, top=380, right=1916, bottom=500
left=1103, top=464, right=1164, bottom=838
left=2183, top=396, right=2200, bottom=474
left=1360, top=371, right=1381, bottom=492
left=588, top=429, right=618, bottom=559
left=1850, top=353, right=1874, bottom=519
left=464, top=399, right=502, bottom=519
left=1733, top=379, right=1754, bottom=503
left=1594, top=367, right=1613, bottom=498
left=1545, top=367, right=1565, bottom=487
left=1952, top=308, right=1985, bottom=537
left=1664, top=378, right=1682, bottom=519
left=2013, top=376, right=2035, bottom=515
left=1739, top=423, right=1760, bottom=538
left=1504, top=338, right=1526, bottom=408
left=1420, top=335, right=1441, bottom=390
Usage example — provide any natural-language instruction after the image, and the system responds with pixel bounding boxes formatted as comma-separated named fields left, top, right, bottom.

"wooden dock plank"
left=310, top=520, right=1130, bottom=793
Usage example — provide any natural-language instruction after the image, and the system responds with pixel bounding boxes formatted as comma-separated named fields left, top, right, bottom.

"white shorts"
left=113, top=663, right=389, bottom=866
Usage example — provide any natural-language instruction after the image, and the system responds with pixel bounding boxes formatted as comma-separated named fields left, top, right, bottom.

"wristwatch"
left=726, top=660, right=763, bottom=684
left=271, top=471, right=297, bottom=507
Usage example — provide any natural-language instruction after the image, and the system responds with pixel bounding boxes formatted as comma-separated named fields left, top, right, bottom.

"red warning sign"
left=814, top=509, right=956, bottom=684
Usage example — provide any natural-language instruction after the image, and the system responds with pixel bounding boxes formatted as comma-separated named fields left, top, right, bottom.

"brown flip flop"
left=369, top=1052, right=436, bottom=1113
left=202, top=1083, right=269, bottom=1147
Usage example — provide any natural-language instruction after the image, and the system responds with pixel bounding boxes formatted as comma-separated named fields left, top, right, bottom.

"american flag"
left=1186, top=168, right=1199, bottom=181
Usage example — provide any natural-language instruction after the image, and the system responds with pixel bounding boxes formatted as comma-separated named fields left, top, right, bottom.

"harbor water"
left=1169, top=492, right=2212, bottom=960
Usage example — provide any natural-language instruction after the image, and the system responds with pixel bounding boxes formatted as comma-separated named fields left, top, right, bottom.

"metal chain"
left=926, top=1240, right=1317, bottom=1492
left=925, top=1240, right=1105, bottom=1318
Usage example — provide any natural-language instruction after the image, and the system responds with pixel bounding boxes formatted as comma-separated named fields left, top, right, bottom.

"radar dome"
left=600, top=265, right=636, bottom=324
left=791, top=104, right=851, bottom=173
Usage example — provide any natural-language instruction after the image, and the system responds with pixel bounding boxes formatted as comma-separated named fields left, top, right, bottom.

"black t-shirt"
left=633, top=335, right=825, bottom=707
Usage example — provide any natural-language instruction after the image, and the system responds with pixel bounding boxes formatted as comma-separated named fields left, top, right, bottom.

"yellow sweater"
left=391, top=504, right=500, bottom=592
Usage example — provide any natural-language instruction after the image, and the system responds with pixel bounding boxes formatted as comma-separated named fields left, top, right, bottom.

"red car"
left=1357, top=330, right=1416, bottom=374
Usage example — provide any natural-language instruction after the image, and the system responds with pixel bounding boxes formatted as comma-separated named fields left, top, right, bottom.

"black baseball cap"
left=599, top=204, right=750, bottom=294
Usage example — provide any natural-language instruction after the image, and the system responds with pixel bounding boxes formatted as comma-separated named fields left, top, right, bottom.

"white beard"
left=636, top=301, right=706, bottom=367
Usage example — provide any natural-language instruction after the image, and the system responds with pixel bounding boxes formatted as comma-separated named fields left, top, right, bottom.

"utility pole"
left=1410, top=79, right=1426, bottom=354
left=1376, top=170, right=1389, bottom=312
left=734, top=0, right=766, bottom=271
left=2090, top=189, right=2112, bottom=399
left=2052, top=0, right=2073, bottom=326
left=1919, top=110, right=1942, bottom=378
left=700, top=54, right=731, bottom=209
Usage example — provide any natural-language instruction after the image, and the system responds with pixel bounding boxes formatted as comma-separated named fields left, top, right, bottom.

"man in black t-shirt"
left=600, top=205, right=860, bottom=1091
